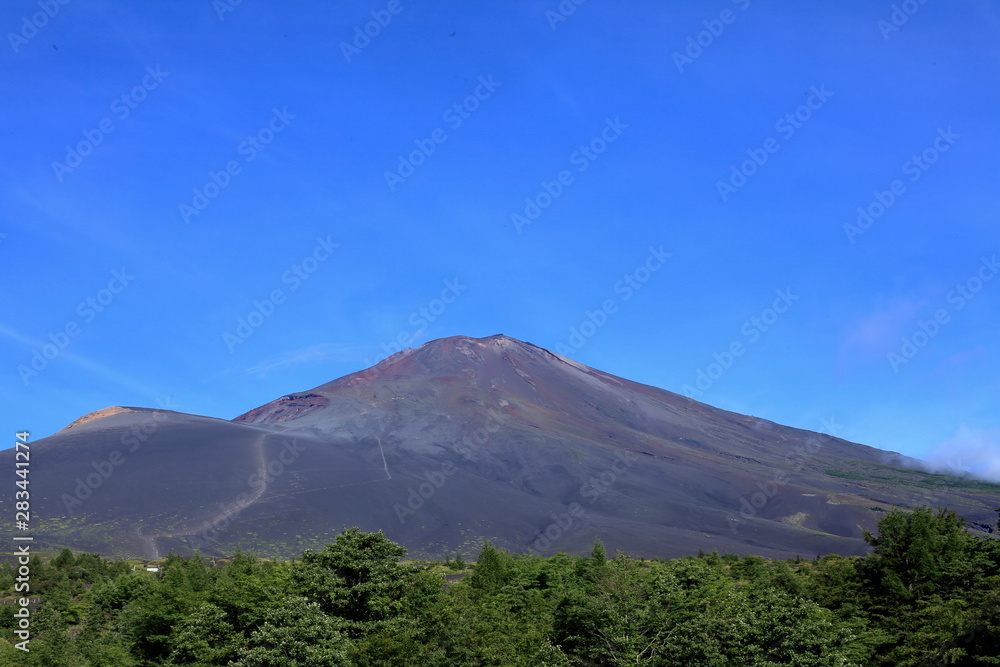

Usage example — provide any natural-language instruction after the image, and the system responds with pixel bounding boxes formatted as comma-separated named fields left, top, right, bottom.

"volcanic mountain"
left=10, top=334, right=1000, bottom=561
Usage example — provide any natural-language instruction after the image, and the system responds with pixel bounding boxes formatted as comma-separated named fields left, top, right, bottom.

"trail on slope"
left=141, top=431, right=270, bottom=559
left=134, top=525, right=159, bottom=560
left=241, top=435, right=392, bottom=506
left=140, top=430, right=393, bottom=559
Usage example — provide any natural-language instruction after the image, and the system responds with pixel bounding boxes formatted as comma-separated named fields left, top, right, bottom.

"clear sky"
left=3, top=0, right=998, bottom=480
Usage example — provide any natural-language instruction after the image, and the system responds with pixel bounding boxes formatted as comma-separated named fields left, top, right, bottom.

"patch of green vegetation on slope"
left=824, top=461, right=1000, bottom=493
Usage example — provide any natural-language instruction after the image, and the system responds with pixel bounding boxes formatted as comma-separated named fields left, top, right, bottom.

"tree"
left=468, top=542, right=516, bottom=592
left=292, top=527, right=409, bottom=632
left=447, top=553, right=466, bottom=571
left=164, top=602, right=238, bottom=666
left=87, top=572, right=155, bottom=623
left=208, top=550, right=290, bottom=639
left=731, top=554, right=768, bottom=582
left=856, top=506, right=998, bottom=665
left=861, top=506, right=987, bottom=604
left=664, top=585, right=875, bottom=665
left=229, top=597, right=350, bottom=667
left=51, top=548, right=76, bottom=571
left=554, top=556, right=672, bottom=664
left=116, top=556, right=211, bottom=663
left=590, top=539, right=606, bottom=566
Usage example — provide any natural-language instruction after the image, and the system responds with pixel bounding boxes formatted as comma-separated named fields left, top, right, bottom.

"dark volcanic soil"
left=9, top=335, right=1000, bottom=560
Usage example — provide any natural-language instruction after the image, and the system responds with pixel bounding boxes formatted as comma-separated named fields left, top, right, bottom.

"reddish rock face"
left=234, top=393, right=330, bottom=424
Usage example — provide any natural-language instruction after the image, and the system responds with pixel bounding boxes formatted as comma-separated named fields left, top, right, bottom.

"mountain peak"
left=415, top=333, right=557, bottom=360
left=20, top=334, right=1000, bottom=562
left=338, top=334, right=553, bottom=378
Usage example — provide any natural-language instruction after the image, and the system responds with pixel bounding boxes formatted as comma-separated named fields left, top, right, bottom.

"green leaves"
left=665, top=585, right=874, bottom=666
left=3, top=515, right=999, bottom=665
left=292, top=527, right=409, bottom=631
left=467, top=541, right=517, bottom=593
left=229, top=597, right=350, bottom=667
left=164, top=603, right=237, bottom=666
left=862, top=506, right=990, bottom=605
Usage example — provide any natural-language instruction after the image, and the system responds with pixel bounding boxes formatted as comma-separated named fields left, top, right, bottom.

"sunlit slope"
left=7, top=335, right=999, bottom=560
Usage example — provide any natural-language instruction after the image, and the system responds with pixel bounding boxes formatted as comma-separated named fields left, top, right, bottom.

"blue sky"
left=3, top=0, right=999, bottom=480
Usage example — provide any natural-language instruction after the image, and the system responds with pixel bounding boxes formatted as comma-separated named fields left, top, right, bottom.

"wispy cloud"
left=939, top=345, right=988, bottom=370
left=0, top=322, right=41, bottom=348
left=0, top=322, right=158, bottom=396
left=242, top=343, right=365, bottom=377
left=839, top=298, right=925, bottom=364
left=922, top=424, right=1000, bottom=482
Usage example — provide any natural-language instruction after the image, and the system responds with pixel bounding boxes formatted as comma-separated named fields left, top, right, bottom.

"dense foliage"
left=1, top=508, right=998, bottom=665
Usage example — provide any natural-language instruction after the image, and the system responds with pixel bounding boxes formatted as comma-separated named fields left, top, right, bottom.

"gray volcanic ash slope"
left=10, top=334, right=1000, bottom=560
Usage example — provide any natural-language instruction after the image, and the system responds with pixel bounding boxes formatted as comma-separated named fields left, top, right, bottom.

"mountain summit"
left=15, top=334, right=1000, bottom=560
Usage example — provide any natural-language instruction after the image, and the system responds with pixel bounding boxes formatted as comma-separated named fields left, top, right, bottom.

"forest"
left=1, top=506, right=998, bottom=666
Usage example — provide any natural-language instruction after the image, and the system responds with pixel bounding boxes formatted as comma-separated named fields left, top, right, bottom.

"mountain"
left=9, top=334, right=1000, bottom=561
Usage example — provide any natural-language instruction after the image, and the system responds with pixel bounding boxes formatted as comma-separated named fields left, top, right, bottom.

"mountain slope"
left=9, top=334, right=1000, bottom=560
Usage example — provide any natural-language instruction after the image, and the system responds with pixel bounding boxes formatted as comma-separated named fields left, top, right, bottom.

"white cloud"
left=840, top=297, right=925, bottom=362
left=922, top=424, right=1000, bottom=482
left=243, top=343, right=362, bottom=377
